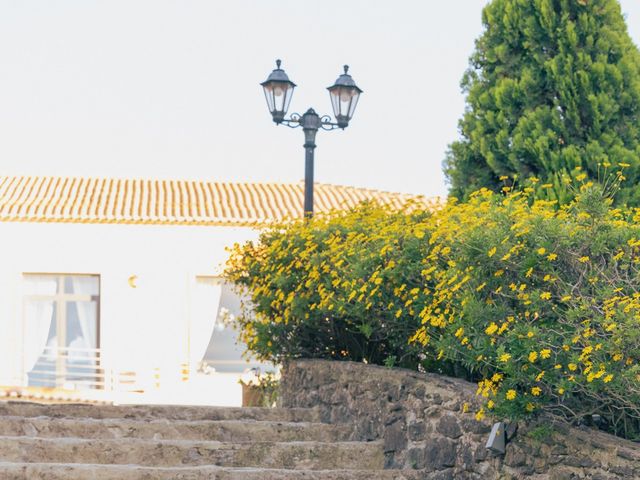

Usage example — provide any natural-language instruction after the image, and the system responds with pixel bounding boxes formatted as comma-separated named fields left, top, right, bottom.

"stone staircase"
left=0, top=401, right=421, bottom=479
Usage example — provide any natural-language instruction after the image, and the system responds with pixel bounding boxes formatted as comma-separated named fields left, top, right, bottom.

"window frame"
left=22, top=273, right=101, bottom=388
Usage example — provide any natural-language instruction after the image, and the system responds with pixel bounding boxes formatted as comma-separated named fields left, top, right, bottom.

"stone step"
left=0, top=401, right=319, bottom=423
left=0, top=416, right=352, bottom=442
left=0, top=436, right=384, bottom=470
left=0, top=463, right=425, bottom=480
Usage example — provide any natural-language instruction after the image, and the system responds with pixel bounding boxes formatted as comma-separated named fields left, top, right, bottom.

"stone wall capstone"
left=280, top=359, right=640, bottom=479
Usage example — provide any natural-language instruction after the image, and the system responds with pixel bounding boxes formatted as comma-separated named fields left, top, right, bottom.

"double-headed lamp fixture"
left=260, top=60, right=363, bottom=217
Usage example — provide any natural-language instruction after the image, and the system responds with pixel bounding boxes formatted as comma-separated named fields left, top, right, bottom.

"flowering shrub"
left=412, top=186, right=640, bottom=440
left=226, top=186, right=640, bottom=440
left=239, top=369, right=280, bottom=407
left=225, top=202, right=433, bottom=369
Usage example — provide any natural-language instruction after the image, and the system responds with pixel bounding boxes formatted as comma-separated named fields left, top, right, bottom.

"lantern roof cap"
left=328, top=65, right=363, bottom=92
left=261, top=59, right=296, bottom=86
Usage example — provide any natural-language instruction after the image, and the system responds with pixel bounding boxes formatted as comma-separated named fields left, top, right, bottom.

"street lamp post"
left=261, top=60, right=363, bottom=217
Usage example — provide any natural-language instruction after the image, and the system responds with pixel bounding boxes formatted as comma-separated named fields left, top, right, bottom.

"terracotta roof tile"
left=0, top=176, right=437, bottom=226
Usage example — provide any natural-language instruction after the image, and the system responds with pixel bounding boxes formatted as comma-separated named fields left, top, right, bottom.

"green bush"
left=225, top=202, right=433, bottom=369
left=226, top=186, right=640, bottom=440
left=412, top=185, right=640, bottom=440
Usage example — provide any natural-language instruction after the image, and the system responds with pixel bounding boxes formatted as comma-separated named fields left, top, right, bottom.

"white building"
left=0, top=175, right=425, bottom=405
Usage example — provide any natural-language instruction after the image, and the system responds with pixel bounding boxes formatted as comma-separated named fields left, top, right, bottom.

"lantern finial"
left=343, top=65, right=349, bottom=74
left=276, top=59, right=282, bottom=69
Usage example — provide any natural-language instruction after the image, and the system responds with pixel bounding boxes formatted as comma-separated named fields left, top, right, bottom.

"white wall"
left=0, top=221, right=260, bottom=389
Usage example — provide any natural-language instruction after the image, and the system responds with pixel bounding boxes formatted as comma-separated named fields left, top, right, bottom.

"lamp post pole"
left=301, top=108, right=321, bottom=217
left=261, top=61, right=363, bottom=218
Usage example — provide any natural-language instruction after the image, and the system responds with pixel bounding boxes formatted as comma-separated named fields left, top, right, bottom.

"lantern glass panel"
left=329, top=85, right=360, bottom=120
left=262, top=84, right=276, bottom=113
left=262, top=80, right=294, bottom=116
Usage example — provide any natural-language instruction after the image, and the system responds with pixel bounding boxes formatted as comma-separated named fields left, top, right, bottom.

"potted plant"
left=239, top=369, right=280, bottom=407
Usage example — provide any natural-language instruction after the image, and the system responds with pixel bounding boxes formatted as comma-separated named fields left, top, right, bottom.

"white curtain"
left=70, top=277, right=98, bottom=363
left=24, top=301, right=55, bottom=375
left=23, top=272, right=58, bottom=378
left=190, top=278, right=223, bottom=368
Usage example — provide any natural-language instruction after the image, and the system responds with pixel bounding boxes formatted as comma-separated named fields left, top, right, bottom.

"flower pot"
left=242, top=384, right=263, bottom=407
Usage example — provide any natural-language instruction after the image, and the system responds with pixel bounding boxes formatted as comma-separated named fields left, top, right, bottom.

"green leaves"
left=445, top=0, right=640, bottom=206
left=226, top=186, right=640, bottom=439
left=224, top=202, right=433, bottom=369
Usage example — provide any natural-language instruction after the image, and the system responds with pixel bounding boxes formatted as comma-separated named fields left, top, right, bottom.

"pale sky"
left=1, top=1, right=639, bottom=198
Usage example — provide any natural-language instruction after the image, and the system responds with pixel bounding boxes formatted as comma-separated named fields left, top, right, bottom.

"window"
left=191, top=277, right=267, bottom=373
left=23, top=274, right=100, bottom=389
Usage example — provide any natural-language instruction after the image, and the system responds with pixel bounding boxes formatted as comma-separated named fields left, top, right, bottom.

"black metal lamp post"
left=261, top=60, right=363, bottom=217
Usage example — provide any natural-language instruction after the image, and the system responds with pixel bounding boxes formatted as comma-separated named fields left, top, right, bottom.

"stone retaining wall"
left=281, top=359, right=640, bottom=479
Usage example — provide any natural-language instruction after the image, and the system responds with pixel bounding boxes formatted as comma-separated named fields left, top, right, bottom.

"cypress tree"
left=444, top=0, right=640, bottom=205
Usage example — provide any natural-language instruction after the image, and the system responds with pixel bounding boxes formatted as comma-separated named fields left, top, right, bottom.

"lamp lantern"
left=261, top=60, right=363, bottom=217
left=327, top=65, right=363, bottom=129
left=261, top=59, right=296, bottom=124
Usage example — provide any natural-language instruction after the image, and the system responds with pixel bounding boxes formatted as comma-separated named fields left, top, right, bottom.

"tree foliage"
left=444, top=0, right=640, bottom=206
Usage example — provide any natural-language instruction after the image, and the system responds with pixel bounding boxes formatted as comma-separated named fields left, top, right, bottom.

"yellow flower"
left=499, top=353, right=512, bottom=362
left=487, top=400, right=495, bottom=409
left=558, top=387, right=565, bottom=395
left=535, top=371, right=545, bottom=381
left=485, top=323, right=499, bottom=335
left=462, top=402, right=469, bottom=413
left=506, top=389, right=517, bottom=400
left=604, top=374, right=614, bottom=383
left=568, top=363, right=577, bottom=371
left=547, top=253, right=557, bottom=261
left=487, top=247, right=497, bottom=257
left=531, top=386, right=542, bottom=396
left=527, top=331, right=534, bottom=338
left=554, top=364, right=562, bottom=369
left=540, top=292, right=552, bottom=300
left=528, top=351, right=538, bottom=363
left=525, top=267, right=533, bottom=278
left=526, top=402, right=535, bottom=412
left=475, top=408, right=485, bottom=421
left=578, top=256, right=590, bottom=263
left=455, top=327, right=464, bottom=338
left=540, top=349, right=551, bottom=359
left=537, top=247, right=546, bottom=255
left=613, top=353, right=623, bottom=361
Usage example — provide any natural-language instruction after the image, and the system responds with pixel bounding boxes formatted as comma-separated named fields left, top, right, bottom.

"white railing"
left=24, top=346, right=193, bottom=396
left=11, top=347, right=265, bottom=405
left=27, top=345, right=105, bottom=391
